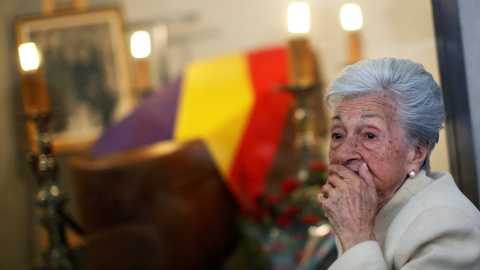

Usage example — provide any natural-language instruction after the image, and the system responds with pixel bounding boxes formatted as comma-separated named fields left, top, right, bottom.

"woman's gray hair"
left=325, top=57, right=445, bottom=172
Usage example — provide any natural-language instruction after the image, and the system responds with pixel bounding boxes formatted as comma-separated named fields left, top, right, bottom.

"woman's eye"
left=365, top=133, right=376, bottom=140
left=332, top=133, right=342, bottom=140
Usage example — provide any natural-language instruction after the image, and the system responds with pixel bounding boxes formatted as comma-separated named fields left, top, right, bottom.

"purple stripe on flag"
left=91, top=75, right=183, bottom=156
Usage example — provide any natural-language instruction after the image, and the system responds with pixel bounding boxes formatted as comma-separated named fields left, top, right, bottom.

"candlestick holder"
left=24, top=109, right=75, bottom=270
left=279, top=83, right=321, bottom=184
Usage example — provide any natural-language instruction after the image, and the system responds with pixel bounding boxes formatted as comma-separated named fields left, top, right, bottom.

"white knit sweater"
left=328, top=170, right=480, bottom=270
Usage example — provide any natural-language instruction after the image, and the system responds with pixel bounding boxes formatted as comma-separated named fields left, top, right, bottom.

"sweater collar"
left=374, top=170, right=433, bottom=238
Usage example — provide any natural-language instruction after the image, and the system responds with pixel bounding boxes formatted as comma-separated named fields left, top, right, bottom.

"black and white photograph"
left=15, top=7, right=134, bottom=152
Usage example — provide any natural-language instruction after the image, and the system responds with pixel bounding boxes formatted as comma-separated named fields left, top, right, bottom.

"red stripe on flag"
left=228, top=47, right=293, bottom=209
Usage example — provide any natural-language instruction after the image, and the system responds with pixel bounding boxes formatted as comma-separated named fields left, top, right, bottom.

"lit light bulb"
left=340, top=3, right=363, bottom=31
left=288, top=1, right=310, bottom=34
left=130, top=31, right=151, bottom=59
left=18, top=42, right=40, bottom=71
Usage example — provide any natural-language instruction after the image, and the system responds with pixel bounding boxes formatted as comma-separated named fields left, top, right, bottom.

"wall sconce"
left=340, top=3, right=363, bottom=64
left=130, top=31, right=152, bottom=98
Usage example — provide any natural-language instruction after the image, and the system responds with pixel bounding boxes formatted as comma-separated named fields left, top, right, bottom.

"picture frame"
left=15, top=7, right=135, bottom=153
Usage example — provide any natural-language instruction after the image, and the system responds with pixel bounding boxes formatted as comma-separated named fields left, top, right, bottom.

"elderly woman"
left=317, top=57, right=480, bottom=269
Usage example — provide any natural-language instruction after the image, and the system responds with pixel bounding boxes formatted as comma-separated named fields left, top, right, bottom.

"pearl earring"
left=408, top=170, right=416, bottom=179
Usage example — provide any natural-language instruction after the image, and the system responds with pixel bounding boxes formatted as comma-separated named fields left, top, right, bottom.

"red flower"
left=259, top=208, right=271, bottom=218
left=266, top=193, right=283, bottom=206
left=280, top=178, right=301, bottom=194
left=274, top=215, right=292, bottom=227
left=282, top=205, right=301, bottom=217
left=309, top=160, right=327, bottom=172
left=300, top=214, right=320, bottom=225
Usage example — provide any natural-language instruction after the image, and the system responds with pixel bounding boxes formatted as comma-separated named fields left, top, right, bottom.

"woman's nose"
left=336, top=137, right=361, bottom=164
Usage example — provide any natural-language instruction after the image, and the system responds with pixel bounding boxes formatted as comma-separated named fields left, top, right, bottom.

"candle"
left=287, top=1, right=315, bottom=87
left=340, top=3, right=364, bottom=65
left=130, top=31, right=152, bottom=95
left=132, top=59, right=151, bottom=94
left=346, top=31, right=362, bottom=65
left=18, top=42, right=50, bottom=113
left=288, top=2, right=311, bottom=35
left=288, top=39, right=316, bottom=87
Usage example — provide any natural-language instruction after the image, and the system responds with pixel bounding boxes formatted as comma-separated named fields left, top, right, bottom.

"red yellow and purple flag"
left=92, top=46, right=293, bottom=209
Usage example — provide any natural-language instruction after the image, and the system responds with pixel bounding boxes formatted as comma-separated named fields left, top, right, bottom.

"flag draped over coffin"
left=92, top=46, right=293, bottom=209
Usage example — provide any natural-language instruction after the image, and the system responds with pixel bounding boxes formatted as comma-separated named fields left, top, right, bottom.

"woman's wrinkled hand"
left=317, top=163, right=378, bottom=252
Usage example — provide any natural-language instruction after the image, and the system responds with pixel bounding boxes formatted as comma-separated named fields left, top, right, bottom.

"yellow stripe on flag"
left=174, top=53, right=254, bottom=178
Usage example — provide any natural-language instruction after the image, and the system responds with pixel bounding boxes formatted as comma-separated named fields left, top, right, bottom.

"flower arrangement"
left=242, top=160, right=328, bottom=227
left=246, top=177, right=322, bottom=228
left=226, top=160, right=335, bottom=270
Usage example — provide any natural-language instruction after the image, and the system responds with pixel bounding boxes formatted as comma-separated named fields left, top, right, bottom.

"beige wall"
left=0, top=2, right=42, bottom=270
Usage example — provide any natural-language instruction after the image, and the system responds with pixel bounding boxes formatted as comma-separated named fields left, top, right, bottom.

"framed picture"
left=15, top=7, right=135, bottom=153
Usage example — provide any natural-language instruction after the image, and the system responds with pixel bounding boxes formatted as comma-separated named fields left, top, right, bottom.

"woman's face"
left=328, top=92, right=415, bottom=206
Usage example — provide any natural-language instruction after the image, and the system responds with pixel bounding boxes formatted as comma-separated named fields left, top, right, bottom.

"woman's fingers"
left=318, top=164, right=376, bottom=206
left=359, top=162, right=376, bottom=189
left=328, top=164, right=359, bottom=181
left=329, top=163, right=376, bottom=192
left=321, top=174, right=345, bottom=198
left=321, top=183, right=332, bottom=198
left=317, top=193, right=326, bottom=204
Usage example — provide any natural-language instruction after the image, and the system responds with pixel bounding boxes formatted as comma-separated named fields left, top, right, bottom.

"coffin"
left=69, top=139, right=240, bottom=270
